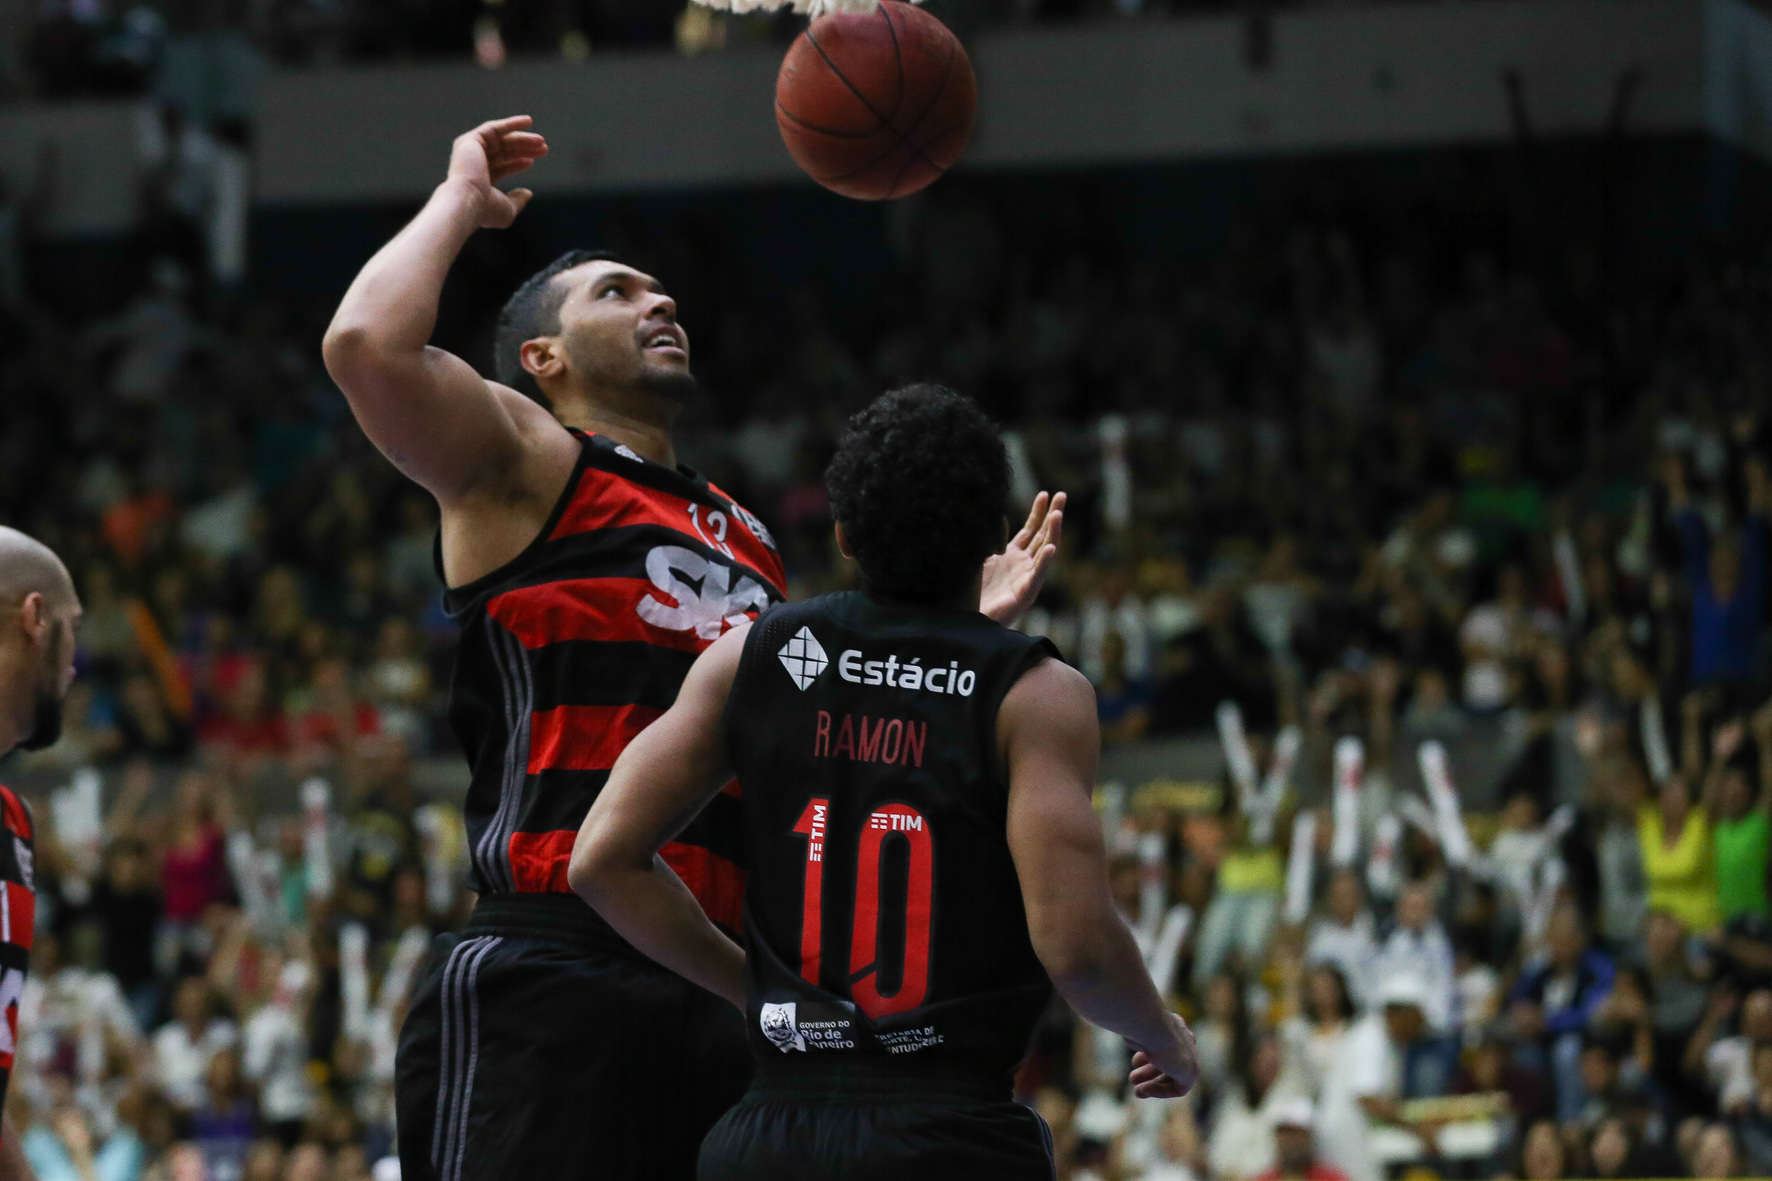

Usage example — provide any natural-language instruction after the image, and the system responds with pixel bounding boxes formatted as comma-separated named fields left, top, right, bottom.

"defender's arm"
left=322, top=117, right=572, bottom=506
left=568, top=625, right=751, bottom=1008
left=1001, top=657, right=1198, bottom=1098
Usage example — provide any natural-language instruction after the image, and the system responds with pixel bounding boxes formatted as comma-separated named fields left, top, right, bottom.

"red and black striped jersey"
left=442, top=430, right=787, bottom=932
left=0, top=785, right=34, bottom=1124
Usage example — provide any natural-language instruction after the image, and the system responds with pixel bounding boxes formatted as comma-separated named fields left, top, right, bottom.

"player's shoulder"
left=1000, top=653, right=1094, bottom=731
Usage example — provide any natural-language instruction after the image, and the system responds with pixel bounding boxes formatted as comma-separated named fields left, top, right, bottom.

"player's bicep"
left=324, top=332, right=533, bottom=501
left=1001, top=663, right=1112, bottom=949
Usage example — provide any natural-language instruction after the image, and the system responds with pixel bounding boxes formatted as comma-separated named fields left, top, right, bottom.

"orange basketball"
left=774, top=1, right=978, bottom=202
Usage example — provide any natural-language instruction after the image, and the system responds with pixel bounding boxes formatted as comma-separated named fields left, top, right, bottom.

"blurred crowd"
left=4, top=137, right=1772, bottom=1181
left=5, top=0, right=1376, bottom=100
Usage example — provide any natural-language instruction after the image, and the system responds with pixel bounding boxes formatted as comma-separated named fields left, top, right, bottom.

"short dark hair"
left=825, top=385, right=1009, bottom=605
left=493, top=250, right=616, bottom=406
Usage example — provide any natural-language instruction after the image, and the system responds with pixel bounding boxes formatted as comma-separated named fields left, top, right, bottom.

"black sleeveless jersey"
left=441, top=430, right=785, bottom=928
left=725, top=591, right=1058, bottom=1083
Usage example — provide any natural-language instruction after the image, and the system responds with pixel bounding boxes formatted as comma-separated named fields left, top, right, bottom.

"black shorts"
left=396, top=894, right=752, bottom=1181
left=698, top=1061, right=1055, bottom=1181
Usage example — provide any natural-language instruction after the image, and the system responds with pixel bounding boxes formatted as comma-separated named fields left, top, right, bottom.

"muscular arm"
left=1000, top=658, right=1197, bottom=1098
left=567, top=626, right=750, bottom=1008
left=322, top=117, right=573, bottom=509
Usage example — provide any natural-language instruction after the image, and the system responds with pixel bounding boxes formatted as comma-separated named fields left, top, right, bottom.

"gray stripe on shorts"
left=443, top=936, right=502, bottom=1181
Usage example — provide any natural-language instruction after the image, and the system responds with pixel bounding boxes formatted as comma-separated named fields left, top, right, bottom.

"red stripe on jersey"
left=506, top=829, right=744, bottom=920
left=489, top=578, right=708, bottom=654
left=527, top=704, right=662, bottom=774
left=4, top=885, right=31, bottom=952
left=0, top=788, right=29, bottom=840
left=550, top=465, right=695, bottom=541
left=659, top=842, right=746, bottom=933
left=507, top=829, right=577, bottom=893
left=549, top=464, right=782, bottom=583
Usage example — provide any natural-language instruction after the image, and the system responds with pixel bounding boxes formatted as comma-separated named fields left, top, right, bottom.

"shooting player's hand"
left=448, top=116, right=549, bottom=228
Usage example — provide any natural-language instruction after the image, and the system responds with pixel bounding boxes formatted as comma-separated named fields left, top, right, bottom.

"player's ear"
left=520, top=337, right=566, bottom=381
left=833, top=521, right=854, bottom=560
left=15, top=593, right=46, bottom=644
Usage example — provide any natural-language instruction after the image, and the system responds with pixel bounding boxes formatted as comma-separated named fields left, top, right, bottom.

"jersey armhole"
left=722, top=602, right=793, bottom=771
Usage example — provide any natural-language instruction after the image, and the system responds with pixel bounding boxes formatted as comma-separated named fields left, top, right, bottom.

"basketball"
left=775, top=0, right=978, bottom=201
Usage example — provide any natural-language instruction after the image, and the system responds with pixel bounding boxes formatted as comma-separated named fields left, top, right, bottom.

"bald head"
left=0, top=527, right=75, bottom=614
left=0, top=527, right=80, bottom=755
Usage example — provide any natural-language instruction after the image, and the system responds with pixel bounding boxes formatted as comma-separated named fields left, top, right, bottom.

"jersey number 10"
left=792, top=799, right=932, bottom=1018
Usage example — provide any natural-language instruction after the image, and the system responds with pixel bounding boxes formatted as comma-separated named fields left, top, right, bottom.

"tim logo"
left=760, top=1002, right=806, bottom=1053
left=638, top=545, right=772, bottom=642
left=778, top=627, right=829, bottom=691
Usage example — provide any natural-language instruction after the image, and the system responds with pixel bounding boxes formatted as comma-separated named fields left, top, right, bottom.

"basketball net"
left=691, top=0, right=920, bottom=15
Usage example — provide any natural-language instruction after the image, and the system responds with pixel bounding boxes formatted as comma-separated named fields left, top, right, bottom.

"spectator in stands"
left=1254, top=1097, right=1345, bottom=1181
left=1096, top=631, right=1152, bottom=746
left=1279, top=962, right=1356, bottom=1100
left=1192, top=971, right=1250, bottom=1101
left=1194, top=764, right=1285, bottom=990
left=1639, top=772, right=1721, bottom=936
left=190, top=1047, right=255, bottom=1181
left=1519, top=1119, right=1567, bottom=1180
left=16, top=930, right=140, bottom=1116
left=151, top=977, right=236, bottom=1113
left=1691, top=1121, right=1742, bottom=1179
left=1304, top=870, right=1377, bottom=1012
left=1588, top=755, right=1650, bottom=949
left=1704, top=714, right=1772, bottom=925
left=18, top=1080, right=146, bottom=1181
left=1372, top=879, right=1456, bottom=1034
left=241, top=960, right=315, bottom=1145
left=1733, top=1042, right=1772, bottom=1174
left=1315, top=973, right=1452, bottom=1181
left=1507, top=903, right=1616, bottom=1122
left=1207, top=1034, right=1296, bottom=1181
left=1690, top=986, right=1772, bottom=1116
left=1668, top=455, right=1767, bottom=690
left=89, top=835, right=163, bottom=1030
left=154, top=774, right=231, bottom=964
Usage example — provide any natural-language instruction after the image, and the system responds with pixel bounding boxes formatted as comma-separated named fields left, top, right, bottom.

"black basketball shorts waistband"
left=464, top=892, right=640, bottom=956
left=747, top=1056, right=1012, bottom=1105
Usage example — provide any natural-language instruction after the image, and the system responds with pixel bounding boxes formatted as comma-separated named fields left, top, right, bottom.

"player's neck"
left=553, top=387, right=680, bottom=468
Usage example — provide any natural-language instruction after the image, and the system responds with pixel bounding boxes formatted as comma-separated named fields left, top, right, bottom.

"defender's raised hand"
left=980, top=490, right=1065, bottom=625
left=448, top=115, right=549, bottom=228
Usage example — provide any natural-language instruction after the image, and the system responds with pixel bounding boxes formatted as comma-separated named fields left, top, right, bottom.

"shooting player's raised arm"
left=322, top=117, right=572, bottom=507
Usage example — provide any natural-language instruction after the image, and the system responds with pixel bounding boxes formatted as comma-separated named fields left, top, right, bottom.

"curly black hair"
left=825, top=385, right=1009, bottom=605
left=493, top=249, right=616, bottom=406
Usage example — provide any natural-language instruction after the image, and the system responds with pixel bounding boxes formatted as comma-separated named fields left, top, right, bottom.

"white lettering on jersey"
left=638, top=545, right=772, bottom=641
left=0, top=968, right=25, bottom=1054
left=837, top=650, right=976, bottom=696
left=730, top=503, right=778, bottom=552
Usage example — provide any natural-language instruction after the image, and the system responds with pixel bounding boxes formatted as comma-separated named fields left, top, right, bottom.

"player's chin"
left=636, top=363, right=698, bottom=402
